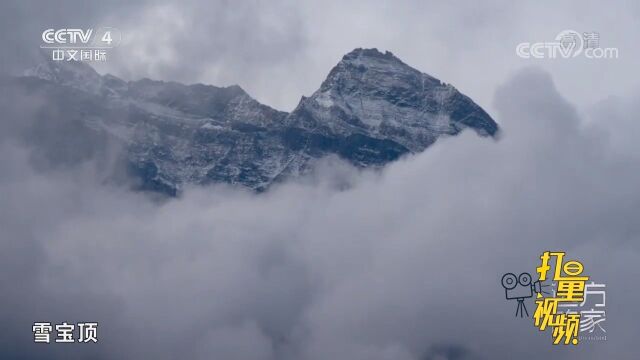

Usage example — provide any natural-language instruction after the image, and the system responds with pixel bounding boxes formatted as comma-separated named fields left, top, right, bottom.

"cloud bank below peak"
left=0, top=65, right=639, bottom=359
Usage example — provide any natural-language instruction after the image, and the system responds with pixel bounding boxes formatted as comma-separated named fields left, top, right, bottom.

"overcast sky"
left=1, top=1, right=639, bottom=359
left=2, top=0, right=639, bottom=113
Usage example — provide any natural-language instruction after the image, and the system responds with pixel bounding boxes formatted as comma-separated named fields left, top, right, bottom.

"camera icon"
left=501, top=272, right=543, bottom=317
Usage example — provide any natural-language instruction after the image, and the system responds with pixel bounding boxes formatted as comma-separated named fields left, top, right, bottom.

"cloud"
left=3, top=0, right=638, bottom=114
left=93, top=0, right=640, bottom=113
left=0, top=65, right=638, bottom=360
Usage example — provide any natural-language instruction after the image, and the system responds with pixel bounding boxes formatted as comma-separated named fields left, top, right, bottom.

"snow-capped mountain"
left=288, top=49, right=497, bottom=153
left=13, top=48, right=498, bottom=195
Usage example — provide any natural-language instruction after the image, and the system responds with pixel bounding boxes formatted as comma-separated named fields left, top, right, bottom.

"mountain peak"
left=342, top=48, right=398, bottom=61
left=288, top=48, right=498, bottom=154
left=320, top=48, right=442, bottom=93
left=15, top=48, right=498, bottom=195
left=24, top=59, right=102, bottom=90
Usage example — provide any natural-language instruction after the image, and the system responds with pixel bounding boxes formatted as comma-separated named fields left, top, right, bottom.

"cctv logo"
left=516, top=29, right=619, bottom=59
left=516, top=30, right=583, bottom=59
left=42, top=29, right=93, bottom=44
left=40, top=27, right=120, bottom=62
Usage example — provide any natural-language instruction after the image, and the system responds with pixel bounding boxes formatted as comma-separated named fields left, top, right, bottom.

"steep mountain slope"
left=288, top=48, right=497, bottom=153
left=12, top=48, right=498, bottom=195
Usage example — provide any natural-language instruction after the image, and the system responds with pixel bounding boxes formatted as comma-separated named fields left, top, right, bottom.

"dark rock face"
left=287, top=49, right=497, bottom=154
left=10, top=48, right=498, bottom=195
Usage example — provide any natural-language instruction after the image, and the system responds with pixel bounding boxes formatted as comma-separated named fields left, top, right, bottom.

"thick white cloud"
left=1, top=66, right=638, bottom=359
left=89, top=0, right=640, bottom=115
left=1, top=2, right=639, bottom=358
left=4, top=0, right=637, bottom=114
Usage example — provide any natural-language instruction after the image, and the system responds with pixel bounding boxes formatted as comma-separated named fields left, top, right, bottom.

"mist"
left=0, top=65, right=638, bottom=360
